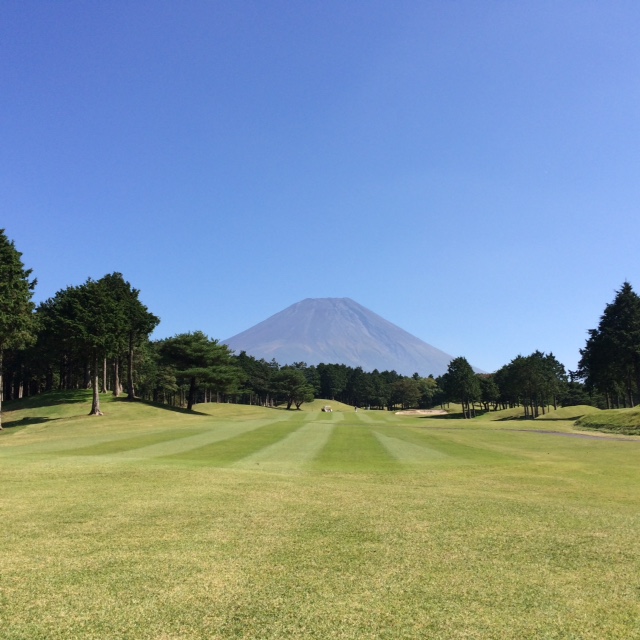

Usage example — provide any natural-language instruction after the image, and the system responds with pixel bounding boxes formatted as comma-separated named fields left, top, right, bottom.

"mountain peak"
left=223, top=298, right=465, bottom=376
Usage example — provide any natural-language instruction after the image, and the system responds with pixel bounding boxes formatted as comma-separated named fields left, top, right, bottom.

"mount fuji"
left=223, top=298, right=469, bottom=377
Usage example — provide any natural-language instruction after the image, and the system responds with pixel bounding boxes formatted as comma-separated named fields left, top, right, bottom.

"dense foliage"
left=0, top=229, right=36, bottom=427
left=577, top=282, right=640, bottom=408
left=156, top=332, right=238, bottom=411
left=493, top=351, right=567, bottom=418
left=440, top=357, right=480, bottom=418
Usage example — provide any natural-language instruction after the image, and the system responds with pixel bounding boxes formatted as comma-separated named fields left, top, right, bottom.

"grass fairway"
left=1, top=395, right=639, bottom=639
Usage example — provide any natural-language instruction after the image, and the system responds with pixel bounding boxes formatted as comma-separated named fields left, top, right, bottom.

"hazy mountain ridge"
left=223, top=298, right=466, bottom=377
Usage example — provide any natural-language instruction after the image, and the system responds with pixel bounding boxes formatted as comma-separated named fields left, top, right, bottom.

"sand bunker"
left=395, top=409, right=448, bottom=416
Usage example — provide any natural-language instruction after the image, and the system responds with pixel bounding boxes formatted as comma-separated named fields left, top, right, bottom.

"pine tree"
left=441, top=356, right=480, bottom=418
left=578, top=282, right=640, bottom=407
left=97, top=273, right=159, bottom=400
left=0, top=230, right=36, bottom=428
left=159, top=332, right=237, bottom=411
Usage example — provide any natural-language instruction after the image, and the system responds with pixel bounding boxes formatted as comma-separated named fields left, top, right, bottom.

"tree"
left=38, top=278, right=121, bottom=415
left=391, top=377, right=421, bottom=409
left=478, top=374, right=500, bottom=411
left=159, top=332, right=237, bottom=411
left=416, top=375, right=439, bottom=409
left=317, top=363, right=348, bottom=401
left=34, top=274, right=160, bottom=414
left=0, top=230, right=36, bottom=428
left=273, top=367, right=315, bottom=410
left=234, top=352, right=279, bottom=406
left=346, top=366, right=374, bottom=407
left=69, top=279, right=121, bottom=415
left=578, top=282, right=640, bottom=407
left=559, top=379, right=599, bottom=408
left=441, top=357, right=480, bottom=418
left=98, top=273, right=159, bottom=400
left=495, top=351, right=567, bottom=417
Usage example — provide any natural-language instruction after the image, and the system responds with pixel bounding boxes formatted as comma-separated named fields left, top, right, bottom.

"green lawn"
left=1, top=393, right=639, bottom=639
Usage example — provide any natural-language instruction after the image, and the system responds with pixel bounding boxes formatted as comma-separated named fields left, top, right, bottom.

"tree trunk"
left=127, top=334, right=136, bottom=400
left=187, top=377, right=197, bottom=411
left=635, top=357, right=640, bottom=410
left=89, top=352, right=103, bottom=416
left=84, top=360, right=91, bottom=389
left=113, top=358, right=121, bottom=397
left=59, top=357, right=65, bottom=390
left=101, top=357, right=108, bottom=393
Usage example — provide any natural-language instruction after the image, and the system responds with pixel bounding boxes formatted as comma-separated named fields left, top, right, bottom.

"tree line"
left=2, top=229, right=639, bottom=426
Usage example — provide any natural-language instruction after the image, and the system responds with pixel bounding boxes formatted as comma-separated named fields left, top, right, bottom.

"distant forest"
left=2, top=229, right=639, bottom=426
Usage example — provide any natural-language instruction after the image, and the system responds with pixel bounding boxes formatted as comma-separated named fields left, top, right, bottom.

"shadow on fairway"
left=4, top=390, right=90, bottom=410
left=2, top=416, right=60, bottom=429
left=535, top=415, right=590, bottom=421
left=133, top=398, right=211, bottom=417
left=418, top=412, right=480, bottom=420
left=417, top=411, right=531, bottom=422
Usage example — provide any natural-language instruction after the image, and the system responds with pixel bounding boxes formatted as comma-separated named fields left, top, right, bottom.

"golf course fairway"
left=1, top=393, right=639, bottom=639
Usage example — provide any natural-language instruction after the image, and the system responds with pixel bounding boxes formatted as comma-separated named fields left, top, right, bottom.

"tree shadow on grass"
left=4, top=390, right=91, bottom=411
left=130, top=398, right=211, bottom=417
left=417, top=410, right=532, bottom=422
left=535, top=416, right=586, bottom=421
left=1, top=416, right=60, bottom=429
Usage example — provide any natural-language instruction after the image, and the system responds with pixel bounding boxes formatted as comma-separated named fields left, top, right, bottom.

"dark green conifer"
left=0, top=230, right=36, bottom=428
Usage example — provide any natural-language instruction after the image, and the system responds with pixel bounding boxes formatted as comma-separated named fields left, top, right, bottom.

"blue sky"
left=2, top=1, right=639, bottom=374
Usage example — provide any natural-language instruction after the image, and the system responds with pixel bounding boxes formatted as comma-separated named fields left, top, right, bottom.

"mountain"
left=223, top=298, right=465, bottom=377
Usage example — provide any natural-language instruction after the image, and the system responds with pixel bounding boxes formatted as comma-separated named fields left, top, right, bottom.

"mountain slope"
left=223, top=298, right=463, bottom=376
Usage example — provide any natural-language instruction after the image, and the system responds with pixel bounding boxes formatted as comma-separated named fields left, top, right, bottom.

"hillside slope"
left=224, top=297, right=469, bottom=376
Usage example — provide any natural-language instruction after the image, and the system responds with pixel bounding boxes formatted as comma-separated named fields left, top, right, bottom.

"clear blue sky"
left=2, top=1, right=639, bottom=374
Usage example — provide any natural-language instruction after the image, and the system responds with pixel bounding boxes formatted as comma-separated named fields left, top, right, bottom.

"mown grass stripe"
left=315, top=410, right=344, bottom=423
left=111, top=417, right=294, bottom=461
left=351, top=409, right=374, bottom=422
left=312, top=423, right=401, bottom=472
left=374, top=431, right=449, bottom=464
left=161, top=415, right=305, bottom=466
left=232, top=421, right=335, bottom=473
left=376, top=424, right=524, bottom=465
left=60, top=429, right=206, bottom=457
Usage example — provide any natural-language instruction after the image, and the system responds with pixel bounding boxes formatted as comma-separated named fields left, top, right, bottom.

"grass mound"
left=300, top=398, right=363, bottom=412
left=480, top=406, right=526, bottom=421
left=575, top=407, right=640, bottom=435
left=536, top=405, right=600, bottom=421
